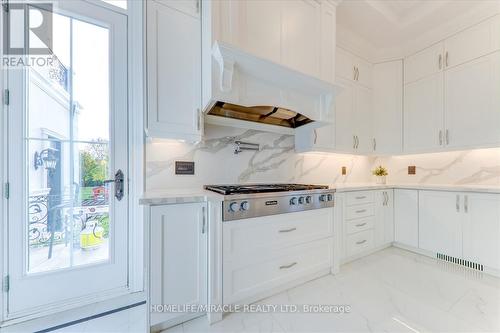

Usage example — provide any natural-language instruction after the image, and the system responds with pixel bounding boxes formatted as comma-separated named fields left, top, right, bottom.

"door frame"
left=0, top=0, right=145, bottom=325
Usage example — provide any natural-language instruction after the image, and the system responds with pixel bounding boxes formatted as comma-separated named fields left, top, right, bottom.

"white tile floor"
left=164, top=247, right=500, bottom=333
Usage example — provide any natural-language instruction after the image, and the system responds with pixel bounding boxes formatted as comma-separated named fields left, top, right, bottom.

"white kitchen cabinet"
left=334, top=78, right=356, bottom=152
left=444, top=51, right=500, bottom=149
left=394, top=189, right=419, bottom=248
left=146, top=0, right=202, bottom=141
left=372, top=61, right=403, bottom=154
left=336, top=47, right=372, bottom=88
left=404, top=73, right=444, bottom=153
left=419, top=191, right=462, bottom=258
left=150, top=203, right=208, bottom=327
left=374, top=190, right=394, bottom=247
left=404, top=42, right=444, bottom=84
left=354, top=85, right=373, bottom=153
left=354, top=56, right=373, bottom=89
left=444, top=15, right=500, bottom=69
left=462, top=193, right=500, bottom=271
left=320, top=1, right=337, bottom=83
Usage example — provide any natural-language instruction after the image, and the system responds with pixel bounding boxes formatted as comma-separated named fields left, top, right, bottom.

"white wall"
left=146, top=125, right=500, bottom=190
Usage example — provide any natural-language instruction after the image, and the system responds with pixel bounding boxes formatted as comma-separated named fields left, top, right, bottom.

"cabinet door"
left=375, top=190, right=394, bottom=247
left=403, top=73, right=444, bottom=153
left=336, top=47, right=356, bottom=81
left=320, top=2, right=336, bottom=83
left=355, top=56, right=373, bottom=89
left=462, top=193, right=500, bottom=270
left=444, top=15, right=500, bottom=69
left=334, top=78, right=356, bottom=152
left=419, top=191, right=462, bottom=257
left=405, top=42, right=443, bottom=84
left=354, top=85, right=373, bottom=153
left=150, top=203, right=208, bottom=325
left=282, top=0, right=321, bottom=77
left=154, top=0, right=200, bottom=17
left=373, top=60, right=403, bottom=154
left=231, top=0, right=282, bottom=64
left=147, top=1, right=202, bottom=141
left=394, top=190, right=418, bottom=248
left=444, top=52, right=500, bottom=149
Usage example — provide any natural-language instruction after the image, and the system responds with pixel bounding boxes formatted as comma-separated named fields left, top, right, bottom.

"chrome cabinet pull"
left=355, top=209, right=367, bottom=214
left=355, top=135, right=359, bottom=149
left=373, top=138, right=377, bottom=151
left=313, top=129, right=318, bottom=144
left=445, top=129, right=449, bottom=145
left=355, top=196, right=366, bottom=200
left=196, top=0, right=200, bottom=13
left=445, top=51, right=449, bottom=67
left=464, top=195, right=468, bottom=213
left=438, top=54, right=442, bottom=70
left=355, top=223, right=367, bottom=227
left=196, top=108, right=201, bottom=131
left=456, top=195, right=460, bottom=212
left=356, top=67, right=359, bottom=81
left=382, top=192, right=387, bottom=206
left=279, top=227, right=297, bottom=233
left=356, top=240, right=367, bottom=245
left=439, top=130, right=443, bottom=145
left=280, top=262, right=297, bottom=269
left=201, top=206, right=206, bottom=234
left=353, top=135, right=356, bottom=149
left=353, top=66, right=357, bottom=81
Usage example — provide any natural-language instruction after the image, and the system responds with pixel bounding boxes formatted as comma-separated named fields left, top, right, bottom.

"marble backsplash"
left=145, top=125, right=500, bottom=190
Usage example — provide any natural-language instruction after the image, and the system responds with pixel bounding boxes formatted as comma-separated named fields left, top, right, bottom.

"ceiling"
left=337, top=0, right=498, bottom=50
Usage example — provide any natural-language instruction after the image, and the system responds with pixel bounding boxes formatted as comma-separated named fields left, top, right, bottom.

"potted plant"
left=372, top=165, right=388, bottom=184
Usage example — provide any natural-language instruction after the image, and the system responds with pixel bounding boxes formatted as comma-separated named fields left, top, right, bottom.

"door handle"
left=355, top=223, right=367, bottom=227
left=279, top=227, right=297, bottom=233
left=103, top=169, right=124, bottom=201
left=456, top=195, right=460, bottom=212
left=280, top=262, right=297, bottom=269
left=356, top=240, right=367, bottom=245
left=355, top=209, right=367, bottom=214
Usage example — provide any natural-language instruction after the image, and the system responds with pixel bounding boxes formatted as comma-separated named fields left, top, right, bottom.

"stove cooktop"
left=204, top=183, right=329, bottom=195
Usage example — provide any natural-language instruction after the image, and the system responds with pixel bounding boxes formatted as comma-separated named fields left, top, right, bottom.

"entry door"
left=7, top=1, right=128, bottom=316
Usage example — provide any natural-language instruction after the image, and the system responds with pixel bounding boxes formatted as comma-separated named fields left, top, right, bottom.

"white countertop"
left=139, top=183, right=500, bottom=205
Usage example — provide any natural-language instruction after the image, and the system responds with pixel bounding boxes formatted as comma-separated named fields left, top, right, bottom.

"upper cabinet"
left=214, top=0, right=337, bottom=83
left=404, top=15, right=500, bottom=153
left=336, top=47, right=372, bottom=88
left=146, top=0, right=203, bottom=142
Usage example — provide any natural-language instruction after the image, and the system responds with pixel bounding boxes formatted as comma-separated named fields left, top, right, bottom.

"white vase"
left=376, top=176, right=386, bottom=184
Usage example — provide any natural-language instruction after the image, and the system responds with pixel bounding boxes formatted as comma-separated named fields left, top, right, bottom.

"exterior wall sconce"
left=34, top=147, right=59, bottom=171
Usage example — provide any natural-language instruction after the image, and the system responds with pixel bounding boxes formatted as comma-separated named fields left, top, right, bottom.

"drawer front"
left=223, top=238, right=333, bottom=304
left=346, top=191, right=374, bottom=206
left=346, top=217, right=374, bottom=235
left=346, top=230, right=374, bottom=257
left=223, top=208, right=333, bottom=259
left=345, top=204, right=374, bottom=220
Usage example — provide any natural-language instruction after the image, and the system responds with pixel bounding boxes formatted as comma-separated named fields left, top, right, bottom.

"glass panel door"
left=7, top=0, right=128, bottom=316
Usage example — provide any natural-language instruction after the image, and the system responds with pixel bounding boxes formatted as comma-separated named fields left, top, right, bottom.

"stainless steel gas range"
left=204, top=184, right=335, bottom=221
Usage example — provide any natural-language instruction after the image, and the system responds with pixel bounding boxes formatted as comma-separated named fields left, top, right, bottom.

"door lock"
left=103, top=169, right=125, bottom=201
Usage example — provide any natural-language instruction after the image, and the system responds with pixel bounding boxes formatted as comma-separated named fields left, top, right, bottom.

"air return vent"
left=436, top=253, right=484, bottom=271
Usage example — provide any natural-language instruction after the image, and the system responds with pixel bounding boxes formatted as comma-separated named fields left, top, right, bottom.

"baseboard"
left=341, top=243, right=392, bottom=265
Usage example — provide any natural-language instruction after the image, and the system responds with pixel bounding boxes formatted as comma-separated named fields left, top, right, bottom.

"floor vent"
left=436, top=253, right=484, bottom=271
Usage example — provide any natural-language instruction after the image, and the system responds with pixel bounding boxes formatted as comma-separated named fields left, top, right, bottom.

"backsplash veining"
left=146, top=125, right=500, bottom=190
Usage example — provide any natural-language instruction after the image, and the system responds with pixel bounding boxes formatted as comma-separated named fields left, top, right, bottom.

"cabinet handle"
left=355, top=209, right=367, bottom=214
left=438, top=54, right=442, bottom=70
left=280, top=262, right=297, bottom=269
left=464, top=195, right=468, bottom=213
left=355, top=196, right=366, bottom=200
left=196, top=0, right=200, bottom=13
left=356, top=67, right=360, bottom=81
left=355, top=136, right=359, bottom=149
left=353, top=66, right=357, bottom=81
left=353, top=135, right=356, bottom=149
left=279, top=227, right=297, bottom=233
left=313, top=129, right=318, bottom=144
left=373, top=138, right=377, bottom=151
left=196, top=108, right=201, bottom=131
left=355, top=223, right=367, bottom=227
left=456, top=195, right=460, bottom=212
left=445, top=129, right=449, bottom=145
left=201, top=206, right=206, bottom=234
left=356, top=240, right=367, bottom=245
left=445, top=51, right=449, bottom=67
left=383, top=192, right=387, bottom=206
left=439, top=130, right=443, bottom=145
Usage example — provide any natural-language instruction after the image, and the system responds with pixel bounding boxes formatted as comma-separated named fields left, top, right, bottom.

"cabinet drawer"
left=223, top=238, right=333, bottom=304
left=223, top=209, right=333, bottom=259
left=345, top=191, right=374, bottom=206
left=345, top=204, right=374, bottom=220
left=346, top=217, right=374, bottom=235
left=346, top=230, right=374, bottom=257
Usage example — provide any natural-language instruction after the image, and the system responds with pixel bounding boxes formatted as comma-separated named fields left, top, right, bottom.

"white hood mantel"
left=203, top=41, right=341, bottom=134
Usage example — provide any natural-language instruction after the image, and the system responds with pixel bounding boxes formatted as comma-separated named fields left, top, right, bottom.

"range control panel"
left=222, top=191, right=335, bottom=222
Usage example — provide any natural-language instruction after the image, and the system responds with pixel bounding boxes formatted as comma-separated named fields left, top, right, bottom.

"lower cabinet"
left=222, top=209, right=334, bottom=304
left=374, top=190, right=394, bottom=247
left=149, top=203, right=208, bottom=327
left=394, top=189, right=419, bottom=248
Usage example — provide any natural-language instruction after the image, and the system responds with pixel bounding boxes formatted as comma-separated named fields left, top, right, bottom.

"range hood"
left=203, top=42, right=339, bottom=134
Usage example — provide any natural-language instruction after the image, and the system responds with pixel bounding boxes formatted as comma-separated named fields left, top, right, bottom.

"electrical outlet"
left=342, top=166, right=347, bottom=175
left=408, top=166, right=416, bottom=175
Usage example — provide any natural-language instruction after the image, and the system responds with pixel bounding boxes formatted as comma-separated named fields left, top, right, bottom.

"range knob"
left=305, top=196, right=312, bottom=204
left=327, top=194, right=333, bottom=201
left=319, top=194, right=327, bottom=202
left=298, top=196, right=305, bottom=204
left=290, top=197, right=298, bottom=205
left=240, top=201, right=250, bottom=211
left=229, top=201, right=239, bottom=212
